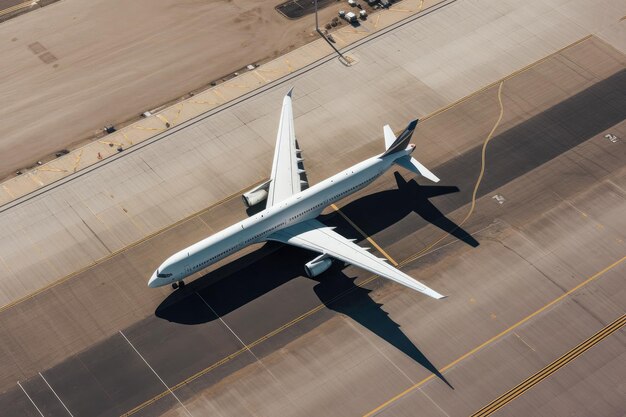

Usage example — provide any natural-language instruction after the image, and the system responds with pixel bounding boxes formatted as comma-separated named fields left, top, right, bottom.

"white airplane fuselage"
left=148, top=145, right=415, bottom=288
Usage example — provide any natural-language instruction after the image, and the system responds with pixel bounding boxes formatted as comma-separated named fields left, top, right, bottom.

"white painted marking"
left=492, top=194, right=506, bottom=204
left=195, top=292, right=296, bottom=406
left=118, top=330, right=193, bottom=417
left=17, top=381, right=44, bottom=417
left=39, top=372, right=74, bottom=417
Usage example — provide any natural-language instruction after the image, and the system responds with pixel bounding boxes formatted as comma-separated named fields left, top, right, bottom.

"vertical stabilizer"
left=382, top=120, right=418, bottom=156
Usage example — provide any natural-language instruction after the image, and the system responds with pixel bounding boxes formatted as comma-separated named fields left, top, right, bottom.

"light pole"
left=314, top=0, right=349, bottom=64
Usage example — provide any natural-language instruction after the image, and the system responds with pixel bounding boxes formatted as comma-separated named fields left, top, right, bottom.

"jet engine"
left=242, top=189, right=268, bottom=208
left=242, top=179, right=272, bottom=208
left=304, top=255, right=333, bottom=278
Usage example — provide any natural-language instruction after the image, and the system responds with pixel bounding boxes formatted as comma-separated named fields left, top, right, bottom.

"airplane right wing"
left=267, top=219, right=445, bottom=299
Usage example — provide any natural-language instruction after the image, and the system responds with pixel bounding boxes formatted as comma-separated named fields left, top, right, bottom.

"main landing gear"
left=172, top=281, right=185, bottom=290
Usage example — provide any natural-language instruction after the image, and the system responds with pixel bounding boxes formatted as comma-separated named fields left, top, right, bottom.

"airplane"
left=148, top=88, right=445, bottom=299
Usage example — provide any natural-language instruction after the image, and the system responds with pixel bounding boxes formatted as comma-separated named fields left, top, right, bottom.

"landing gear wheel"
left=172, top=282, right=179, bottom=290
left=178, top=281, right=185, bottom=289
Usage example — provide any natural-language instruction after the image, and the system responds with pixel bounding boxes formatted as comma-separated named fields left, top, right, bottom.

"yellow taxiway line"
left=470, top=313, right=626, bottom=417
left=403, top=80, right=505, bottom=264
left=362, top=255, right=626, bottom=417
left=330, top=203, right=399, bottom=266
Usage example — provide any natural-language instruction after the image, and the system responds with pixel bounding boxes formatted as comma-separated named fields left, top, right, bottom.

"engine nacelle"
left=242, top=189, right=268, bottom=208
left=304, top=255, right=333, bottom=278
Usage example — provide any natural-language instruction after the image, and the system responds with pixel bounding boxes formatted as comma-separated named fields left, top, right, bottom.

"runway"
left=0, top=35, right=624, bottom=416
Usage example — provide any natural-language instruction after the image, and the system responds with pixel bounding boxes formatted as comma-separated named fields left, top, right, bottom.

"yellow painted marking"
left=373, top=14, right=381, bottom=29
left=348, top=29, right=370, bottom=35
left=170, top=104, right=184, bottom=125
left=27, top=173, right=44, bottom=187
left=72, top=150, right=83, bottom=173
left=252, top=70, right=269, bottom=84
left=190, top=100, right=219, bottom=106
left=362, top=255, right=626, bottom=417
left=36, top=166, right=67, bottom=173
left=421, top=35, right=592, bottom=123
left=285, top=59, right=294, bottom=72
left=403, top=81, right=505, bottom=264
left=388, top=8, right=413, bottom=13
left=471, top=314, right=626, bottom=417
left=121, top=304, right=328, bottom=416
left=418, top=0, right=424, bottom=12
left=121, top=131, right=133, bottom=146
left=257, top=67, right=279, bottom=75
left=330, top=203, right=399, bottom=266
left=213, top=88, right=226, bottom=101
left=229, top=83, right=249, bottom=89
left=2, top=185, right=15, bottom=199
left=156, top=114, right=170, bottom=127
left=0, top=0, right=32, bottom=17
left=134, top=125, right=162, bottom=132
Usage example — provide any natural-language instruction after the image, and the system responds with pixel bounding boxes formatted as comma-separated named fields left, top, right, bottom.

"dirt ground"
left=0, top=0, right=343, bottom=178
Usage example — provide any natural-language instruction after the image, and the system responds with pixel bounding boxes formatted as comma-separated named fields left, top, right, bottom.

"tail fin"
left=394, top=155, right=440, bottom=183
left=382, top=120, right=418, bottom=156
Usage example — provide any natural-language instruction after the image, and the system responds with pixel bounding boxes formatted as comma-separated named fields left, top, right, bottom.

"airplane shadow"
left=155, top=173, right=472, bottom=387
left=330, top=171, right=478, bottom=248
left=312, top=269, right=453, bottom=388
left=156, top=245, right=452, bottom=387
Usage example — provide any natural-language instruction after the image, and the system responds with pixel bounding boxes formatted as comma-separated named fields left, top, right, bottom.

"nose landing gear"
left=172, top=281, right=185, bottom=290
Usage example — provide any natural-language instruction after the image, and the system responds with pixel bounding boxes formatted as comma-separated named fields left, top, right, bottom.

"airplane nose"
left=148, top=273, right=159, bottom=288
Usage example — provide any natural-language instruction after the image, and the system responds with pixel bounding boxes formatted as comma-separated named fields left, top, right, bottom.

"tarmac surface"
left=3, top=0, right=625, bottom=308
left=0, top=34, right=624, bottom=417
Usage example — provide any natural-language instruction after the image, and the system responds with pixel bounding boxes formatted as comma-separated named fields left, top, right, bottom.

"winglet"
left=286, top=87, right=294, bottom=97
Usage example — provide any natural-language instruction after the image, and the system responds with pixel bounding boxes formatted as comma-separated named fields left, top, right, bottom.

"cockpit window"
left=157, top=273, right=172, bottom=278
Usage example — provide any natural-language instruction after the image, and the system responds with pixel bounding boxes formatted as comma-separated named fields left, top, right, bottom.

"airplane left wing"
left=267, top=219, right=445, bottom=299
left=266, top=89, right=303, bottom=207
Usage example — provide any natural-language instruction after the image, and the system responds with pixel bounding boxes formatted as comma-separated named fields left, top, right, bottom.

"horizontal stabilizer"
left=394, top=155, right=440, bottom=183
